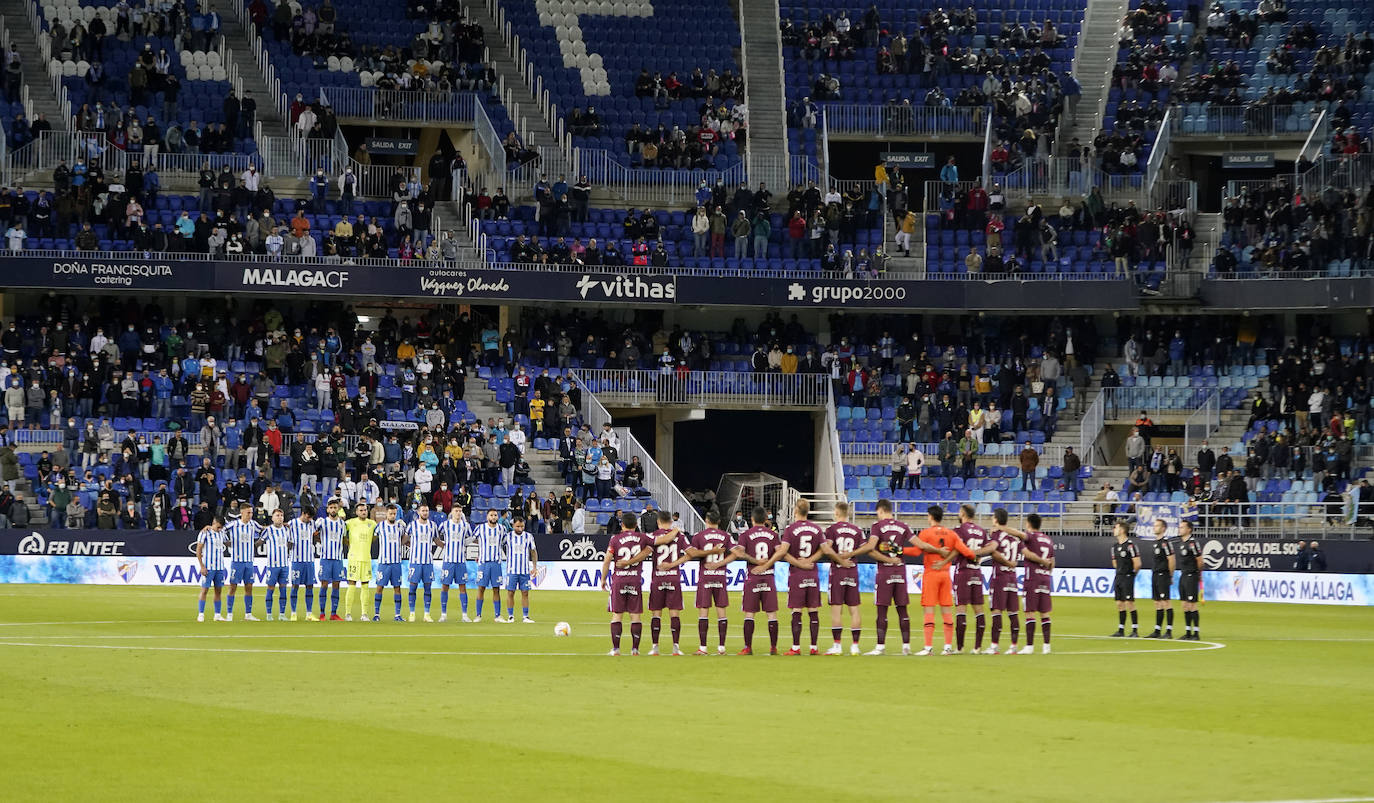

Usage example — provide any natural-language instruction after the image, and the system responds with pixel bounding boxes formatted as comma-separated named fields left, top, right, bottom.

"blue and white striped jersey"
left=316, top=516, right=346, bottom=561
left=288, top=518, right=317, bottom=563
left=503, top=530, right=534, bottom=575
left=225, top=518, right=261, bottom=563
left=375, top=519, right=407, bottom=564
left=198, top=527, right=228, bottom=571
left=261, top=524, right=292, bottom=568
left=474, top=522, right=507, bottom=563
left=440, top=517, right=471, bottom=563
left=409, top=518, right=438, bottom=563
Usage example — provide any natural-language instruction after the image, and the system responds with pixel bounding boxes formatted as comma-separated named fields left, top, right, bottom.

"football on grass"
left=553, top=622, right=572, bottom=637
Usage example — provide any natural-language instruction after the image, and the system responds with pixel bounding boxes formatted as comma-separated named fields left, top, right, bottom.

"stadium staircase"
left=737, top=0, right=788, bottom=192
left=1061, top=0, right=1128, bottom=154
left=1190, top=212, right=1222, bottom=273
left=465, top=0, right=575, bottom=197
left=2, top=0, right=66, bottom=130
left=221, top=4, right=289, bottom=139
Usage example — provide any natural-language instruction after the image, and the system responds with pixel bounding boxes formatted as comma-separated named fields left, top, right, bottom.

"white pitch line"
left=0, top=620, right=184, bottom=627
left=10, top=632, right=603, bottom=640
left=1201, top=798, right=1374, bottom=803
left=0, top=641, right=586, bottom=657
left=0, top=635, right=1226, bottom=656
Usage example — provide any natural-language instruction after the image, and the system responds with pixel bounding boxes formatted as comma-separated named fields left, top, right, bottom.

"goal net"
left=715, top=473, right=798, bottom=525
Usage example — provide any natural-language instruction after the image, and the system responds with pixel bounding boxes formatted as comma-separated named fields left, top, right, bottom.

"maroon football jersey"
left=823, top=521, right=866, bottom=557
left=952, top=521, right=990, bottom=572
left=607, top=530, right=654, bottom=581
left=781, top=519, right=826, bottom=573
left=869, top=518, right=912, bottom=574
left=651, top=527, right=691, bottom=582
left=991, top=529, right=1022, bottom=580
left=1023, top=530, right=1054, bottom=583
left=690, top=527, right=733, bottom=580
left=737, top=525, right=782, bottom=576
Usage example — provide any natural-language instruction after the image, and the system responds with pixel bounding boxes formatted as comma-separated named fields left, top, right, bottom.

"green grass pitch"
left=1, top=585, right=1372, bottom=802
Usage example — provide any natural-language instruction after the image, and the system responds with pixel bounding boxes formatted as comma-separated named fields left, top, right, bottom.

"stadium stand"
left=497, top=0, right=746, bottom=169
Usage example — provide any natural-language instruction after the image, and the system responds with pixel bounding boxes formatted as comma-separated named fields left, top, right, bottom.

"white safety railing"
left=8, top=127, right=262, bottom=177
left=568, top=371, right=612, bottom=434
left=614, top=426, right=704, bottom=533
left=821, top=103, right=987, bottom=138
left=486, top=0, right=573, bottom=159
left=823, top=385, right=847, bottom=500
left=1079, top=390, right=1105, bottom=465
left=1142, top=106, right=1171, bottom=202
left=566, top=370, right=701, bottom=530
left=1296, top=108, right=1329, bottom=173
left=1171, top=104, right=1310, bottom=137
left=980, top=111, right=993, bottom=188
left=228, top=0, right=287, bottom=126
left=320, top=87, right=480, bottom=124
left=573, top=369, right=830, bottom=408
left=22, top=0, right=72, bottom=128
left=1182, top=390, right=1221, bottom=462
left=840, top=441, right=1077, bottom=466
left=819, top=107, right=831, bottom=190
left=1297, top=153, right=1374, bottom=200
left=790, top=154, right=820, bottom=187
left=1100, top=386, right=1220, bottom=419
left=469, top=94, right=506, bottom=186
left=578, top=147, right=747, bottom=205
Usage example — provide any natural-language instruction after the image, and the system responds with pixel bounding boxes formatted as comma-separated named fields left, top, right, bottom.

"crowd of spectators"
left=1212, top=179, right=1372, bottom=274
left=0, top=297, right=695, bottom=531
left=256, top=0, right=496, bottom=93
left=781, top=6, right=1075, bottom=161
left=1176, top=1, right=1372, bottom=115
left=618, top=98, right=747, bottom=170
left=929, top=183, right=1195, bottom=279
left=0, top=151, right=453, bottom=259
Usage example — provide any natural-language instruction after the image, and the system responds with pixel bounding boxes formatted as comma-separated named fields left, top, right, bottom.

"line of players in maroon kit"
left=599, top=499, right=1056, bottom=656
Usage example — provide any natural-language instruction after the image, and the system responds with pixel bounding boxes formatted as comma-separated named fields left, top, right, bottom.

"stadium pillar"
left=655, top=409, right=703, bottom=479
left=498, top=305, right=519, bottom=334
left=0, top=293, right=7, bottom=320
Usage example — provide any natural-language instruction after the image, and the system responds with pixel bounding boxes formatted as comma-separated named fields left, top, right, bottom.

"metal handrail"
left=615, top=426, right=705, bottom=533
left=573, top=369, right=830, bottom=408
left=566, top=370, right=701, bottom=530
left=841, top=441, right=1078, bottom=464
left=821, top=103, right=987, bottom=138
left=824, top=385, right=847, bottom=500
left=1182, top=390, right=1221, bottom=462
left=1100, top=386, right=1223, bottom=418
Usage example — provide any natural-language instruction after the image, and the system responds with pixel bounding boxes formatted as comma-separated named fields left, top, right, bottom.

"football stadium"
left=1, top=0, right=1373, bottom=798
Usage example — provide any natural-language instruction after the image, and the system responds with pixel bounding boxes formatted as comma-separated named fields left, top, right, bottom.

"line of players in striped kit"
left=601, top=498, right=1056, bottom=656
left=191, top=500, right=538, bottom=624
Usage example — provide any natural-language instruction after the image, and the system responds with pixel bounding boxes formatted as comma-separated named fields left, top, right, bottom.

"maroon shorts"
left=787, top=570, right=822, bottom=609
left=954, top=570, right=985, bottom=607
left=647, top=577, right=684, bottom=611
left=829, top=567, right=861, bottom=607
left=742, top=577, right=778, bottom=613
left=990, top=574, right=1020, bottom=612
left=1024, top=581, right=1053, bottom=614
left=609, top=579, right=644, bottom=614
left=694, top=575, right=729, bottom=609
left=875, top=568, right=909, bottom=606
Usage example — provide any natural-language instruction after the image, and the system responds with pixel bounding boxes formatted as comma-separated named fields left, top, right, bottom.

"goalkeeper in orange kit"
left=903, top=505, right=978, bottom=655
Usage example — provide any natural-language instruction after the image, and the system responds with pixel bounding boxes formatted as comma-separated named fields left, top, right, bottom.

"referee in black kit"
left=1175, top=520, right=1204, bottom=640
left=1147, top=518, right=1176, bottom=639
left=1110, top=520, right=1141, bottom=637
